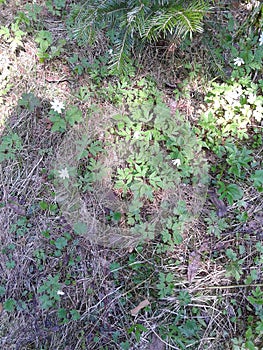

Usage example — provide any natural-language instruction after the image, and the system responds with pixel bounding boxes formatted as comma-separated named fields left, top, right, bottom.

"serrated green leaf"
left=65, top=106, right=83, bottom=126
left=54, top=237, right=68, bottom=250
left=226, top=184, right=244, bottom=201
left=49, top=115, right=67, bottom=132
left=250, top=169, right=263, bottom=190
left=4, top=298, right=16, bottom=312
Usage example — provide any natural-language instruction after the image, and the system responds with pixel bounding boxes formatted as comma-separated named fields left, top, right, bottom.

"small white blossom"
left=50, top=98, right=65, bottom=114
left=233, top=57, right=245, bottom=66
left=259, top=32, right=263, bottom=46
left=172, top=159, right=181, bottom=167
left=57, top=290, right=65, bottom=296
left=133, top=131, right=141, bottom=139
left=246, top=1, right=260, bottom=10
left=58, top=167, right=70, bottom=180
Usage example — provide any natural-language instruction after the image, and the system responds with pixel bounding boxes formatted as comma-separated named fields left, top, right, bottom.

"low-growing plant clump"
left=0, top=1, right=262, bottom=349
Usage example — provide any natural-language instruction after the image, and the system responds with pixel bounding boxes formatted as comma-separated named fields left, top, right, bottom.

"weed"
left=17, top=3, right=43, bottom=31
left=38, top=274, right=63, bottom=309
left=157, top=272, right=174, bottom=298
left=0, top=132, right=23, bottom=162
left=205, top=210, right=229, bottom=238
left=46, top=0, right=66, bottom=17
left=0, top=21, right=26, bottom=52
left=225, top=248, right=244, bottom=281
left=198, top=79, right=263, bottom=153
left=70, top=100, right=208, bottom=248
left=250, top=170, right=263, bottom=192
left=1, top=2, right=262, bottom=349
left=35, top=30, right=53, bottom=63
left=48, top=104, right=83, bottom=132
left=217, top=182, right=244, bottom=206
left=18, top=92, right=41, bottom=112
left=3, top=298, right=16, bottom=312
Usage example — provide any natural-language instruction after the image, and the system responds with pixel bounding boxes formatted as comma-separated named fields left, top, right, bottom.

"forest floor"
left=0, top=1, right=262, bottom=350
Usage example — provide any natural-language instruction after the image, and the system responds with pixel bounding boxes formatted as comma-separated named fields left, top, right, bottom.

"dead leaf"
left=208, top=189, right=227, bottom=218
left=130, top=299, right=150, bottom=316
left=146, top=333, right=165, bottom=350
left=187, top=251, right=201, bottom=283
left=214, top=241, right=231, bottom=251
left=198, top=241, right=209, bottom=253
left=7, top=202, right=26, bottom=216
left=0, top=303, right=3, bottom=314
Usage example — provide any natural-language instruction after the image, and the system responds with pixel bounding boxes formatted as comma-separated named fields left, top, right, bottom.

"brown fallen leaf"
left=130, top=299, right=150, bottom=316
left=187, top=251, right=201, bottom=283
left=208, top=188, right=227, bottom=218
left=0, top=303, right=3, bottom=314
left=214, top=241, right=231, bottom=251
left=146, top=333, right=165, bottom=350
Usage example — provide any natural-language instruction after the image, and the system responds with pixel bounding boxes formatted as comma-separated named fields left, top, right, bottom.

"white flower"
left=233, top=57, right=245, bottom=66
left=133, top=131, right=141, bottom=139
left=57, top=290, right=65, bottom=296
left=172, top=159, right=181, bottom=167
left=246, top=1, right=260, bottom=10
left=259, top=32, right=263, bottom=46
left=58, top=167, right=70, bottom=180
left=50, top=98, right=65, bottom=114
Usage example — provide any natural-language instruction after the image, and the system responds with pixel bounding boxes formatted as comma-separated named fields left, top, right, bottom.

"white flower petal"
left=51, top=99, right=65, bottom=114
left=58, top=167, right=70, bottom=180
left=133, top=131, right=141, bottom=139
left=172, top=159, right=181, bottom=167
left=259, top=32, right=263, bottom=46
left=57, top=290, right=65, bottom=296
left=233, top=57, right=244, bottom=66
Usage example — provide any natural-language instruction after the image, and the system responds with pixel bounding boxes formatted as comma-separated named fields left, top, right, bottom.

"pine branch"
left=69, top=0, right=211, bottom=73
left=142, top=1, right=209, bottom=41
left=109, top=28, right=134, bottom=75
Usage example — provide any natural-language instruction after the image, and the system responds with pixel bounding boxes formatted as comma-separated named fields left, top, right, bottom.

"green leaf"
left=35, top=30, right=53, bottom=48
left=226, top=248, right=237, bottom=261
left=49, top=114, right=67, bottom=132
left=172, top=223, right=183, bottom=244
left=179, top=319, right=200, bottom=337
left=0, top=285, right=6, bottom=297
left=57, top=308, right=67, bottom=320
left=112, top=212, right=121, bottom=221
left=0, top=26, right=10, bottom=40
left=54, top=237, right=68, bottom=250
left=65, top=106, right=83, bottom=126
left=4, top=298, right=16, bottom=312
left=161, top=229, right=172, bottom=244
left=73, top=222, right=88, bottom=235
left=244, top=340, right=257, bottom=350
left=227, top=184, right=244, bottom=200
left=39, top=201, right=49, bottom=210
left=6, top=260, right=16, bottom=269
left=18, top=92, right=41, bottom=111
left=250, top=169, right=263, bottom=191
left=220, top=183, right=244, bottom=205
left=70, top=309, right=81, bottom=320
left=39, top=294, right=53, bottom=309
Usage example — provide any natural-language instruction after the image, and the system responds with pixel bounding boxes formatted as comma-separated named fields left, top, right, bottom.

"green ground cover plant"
left=0, top=1, right=262, bottom=349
